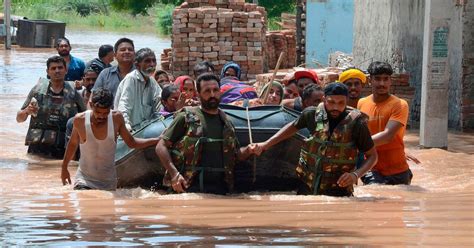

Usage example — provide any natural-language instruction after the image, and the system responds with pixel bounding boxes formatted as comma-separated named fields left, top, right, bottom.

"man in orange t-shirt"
left=357, top=61, right=413, bottom=185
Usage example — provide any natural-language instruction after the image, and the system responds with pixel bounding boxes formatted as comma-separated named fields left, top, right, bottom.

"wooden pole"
left=4, top=0, right=12, bottom=49
left=245, top=105, right=257, bottom=182
left=262, top=52, right=285, bottom=103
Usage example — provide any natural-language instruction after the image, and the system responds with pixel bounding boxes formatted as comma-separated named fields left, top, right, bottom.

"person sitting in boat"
left=61, top=88, right=159, bottom=190
left=259, top=81, right=284, bottom=105
left=253, top=83, right=378, bottom=197
left=220, top=61, right=241, bottom=80
left=193, top=61, right=215, bottom=79
left=174, top=75, right=200, bottom=106
left=114, top=48, right=162, bottom=131
left=294, top=69, right=320, bottom=96
left=282, top=84, right=324, bottom=112
left=155, top=73, right=259, bottom=195
left=154, top=69, right=172, bottom=89
left=158, top=84, right=183, bottom=117
left=282, top=72, right=300, bottom=100
left=16, top=56, right=87, bottom=159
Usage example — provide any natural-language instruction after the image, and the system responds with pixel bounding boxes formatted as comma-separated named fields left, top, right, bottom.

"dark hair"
left=55, top=37, right=70, bottom=48
left=367, top=61, right=393, bottom=76
left=196, top=73, right=220, bottom=93
left=161, top=84, right=179, bottom=102
left=91, top=88, right=113, bottom=108
left=98, top=44, right=114, bottom=58
left=154, top=69, right=169, bottom=79
left=302, top=84, right=323, bottom=101
left=46, top=55, right=66, bottom=69
left=193, top=61, right=215, bottom=77
left=114, top=37, right=134, bottom=53
left=83, top=67, right=98, bottom=75
left=135, top=48, right=155, bottom=63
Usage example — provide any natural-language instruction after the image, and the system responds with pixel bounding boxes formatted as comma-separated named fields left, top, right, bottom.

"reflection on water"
left=1, top=30, right=474, bottom=246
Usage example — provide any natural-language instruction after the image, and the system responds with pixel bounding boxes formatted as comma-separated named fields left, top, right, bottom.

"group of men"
left=17, top=36, right=416, bottom=196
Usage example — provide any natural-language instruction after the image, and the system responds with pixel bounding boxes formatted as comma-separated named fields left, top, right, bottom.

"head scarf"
left=324, top=83, right=349, bottom=96
left=173, top=75, right=195, bottom=96
left=259, top=81, right=284, bottom=104
left=220, top=61, right=242, bottom=80
left=338, top=68, right=367, bottom=84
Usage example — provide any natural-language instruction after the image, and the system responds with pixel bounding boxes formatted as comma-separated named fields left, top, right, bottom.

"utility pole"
left=420, top=0, right=451, bottom=149
left=4, top=0, right=12, bottom=49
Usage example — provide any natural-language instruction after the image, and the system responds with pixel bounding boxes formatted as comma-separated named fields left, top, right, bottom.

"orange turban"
left=338, top=69, right=367, bottom=84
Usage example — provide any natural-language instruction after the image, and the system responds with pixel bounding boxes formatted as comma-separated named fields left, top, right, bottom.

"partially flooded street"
left=1, top=30, right=474, bottom=246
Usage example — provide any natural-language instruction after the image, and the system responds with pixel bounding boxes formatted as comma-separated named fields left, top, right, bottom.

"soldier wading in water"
left=254, top=83, right=378, bottom=197
left=155, top=73, right=258, bottom=194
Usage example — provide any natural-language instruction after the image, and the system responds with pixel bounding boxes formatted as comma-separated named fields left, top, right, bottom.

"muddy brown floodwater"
left=1, top=30, right=474, bottom=246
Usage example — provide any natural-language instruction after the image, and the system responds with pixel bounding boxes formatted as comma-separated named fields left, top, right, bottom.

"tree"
left=110, top=0, right=157, bottom=16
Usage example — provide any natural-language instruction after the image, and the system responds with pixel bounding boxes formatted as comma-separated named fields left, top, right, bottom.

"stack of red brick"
left=266, top=30, right=296, bottom=70
left=162, top=0, right=267, bottom=80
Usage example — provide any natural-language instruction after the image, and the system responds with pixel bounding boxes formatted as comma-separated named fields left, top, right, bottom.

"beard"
left=58, top=50, right=70, bottom=57
left=328, top=110, right=342, bottom=119
left=201, top=97, right=220, bottom=110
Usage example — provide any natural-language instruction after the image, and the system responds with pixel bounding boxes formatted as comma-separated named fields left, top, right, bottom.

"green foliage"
left=110, top=0, right=157, bottom=16
left=156, top=4, right=175, bottom=35
left=247, top=0, right=296, bottom=19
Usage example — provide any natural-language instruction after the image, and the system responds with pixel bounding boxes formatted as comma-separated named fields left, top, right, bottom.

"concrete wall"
left=305, top=0, right=354, bottom=68
left=462, top=1, right=474, bottom=130
left=353, top=0, right=472, bottom=131
left=353, top=0, right=425, bottom=126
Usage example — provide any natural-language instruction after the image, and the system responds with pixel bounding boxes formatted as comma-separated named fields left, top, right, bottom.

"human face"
left=198, top=80, right=221, bottom=110
left=303, top=90, right=324, bottom=108
left=103, top=51, right=115, bottom=64
left=56, top=41, right=70, bottom=57
left=324, top=95, right=347, bottom=119
left=115, top=42, right=135, bottom=64
left=156, top=74, right=170, bottom=87
left=284, top=82, right=299, bottom=99
left=264, top=85, right=282, bottom=105
left=344, top=78, right=363, bottom=99
left=162, top=90, right=180, bottom=112
left=182, top=79, right=196, bottom=99
left=137, top=55, right=157, bottom=75
left=371, top=74, right=391, bottom=96
left=224, top=68, right=237, bottom=78
left=90, top=105, right=111, bottom=124
left=297, top=78, right=315, bottom=95
left=83, top=71, right=98, bottom=91
left=46, top=62, right=67, bottom=81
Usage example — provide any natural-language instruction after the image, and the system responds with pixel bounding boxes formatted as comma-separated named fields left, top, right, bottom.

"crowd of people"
left=16, top=36, right=419, bottom=197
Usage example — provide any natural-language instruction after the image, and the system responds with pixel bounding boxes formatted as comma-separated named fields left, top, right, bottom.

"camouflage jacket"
left=296, top=105, right=362, bottom=196
left=168, top=107, right=239, bottom=192
left=24, top=78, right=85, bottom=145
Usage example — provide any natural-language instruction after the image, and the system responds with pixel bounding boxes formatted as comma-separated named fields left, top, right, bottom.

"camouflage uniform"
left=164, top=107, right=239, bottom=193
left=23, top=78, right=86, bottom=157
left=296, top=105, right=364, bottom=196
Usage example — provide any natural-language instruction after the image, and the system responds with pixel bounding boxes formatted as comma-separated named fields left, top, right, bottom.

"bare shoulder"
left=73, top=112, right=86, bottom=124
left=111, top=110, right=125, bottom=123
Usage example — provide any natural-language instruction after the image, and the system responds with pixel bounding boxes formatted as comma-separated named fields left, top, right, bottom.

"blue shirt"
left=93, top=65, right=135, bottom=98
left=65, top=55, right=86, bottom=81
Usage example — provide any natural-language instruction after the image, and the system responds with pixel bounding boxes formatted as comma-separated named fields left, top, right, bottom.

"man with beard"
left=357, top=62, right=413, bottom=185
left=339, top=68, right=367, bottom=108
left=16, top=56, right=86, bottom=158
left=55, top=37, right=85, bottom=82
left=253, top=83, right=378, bottom=197
left=93, top=38, right=135, bottom=98
left=61, top=88, right=159, bottom=190
left=155, top=73, right=259, bottom=195
left=114, top=48, right=162, bottom=131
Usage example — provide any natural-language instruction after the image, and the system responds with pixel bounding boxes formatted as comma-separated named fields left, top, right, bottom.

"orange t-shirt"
left=357, top=95, right=409, bottom=176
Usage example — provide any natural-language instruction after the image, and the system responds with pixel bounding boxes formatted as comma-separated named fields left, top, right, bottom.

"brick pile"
left=266, top=30, right=296, bottom=70
left=162, top=0, right=267, bottom=80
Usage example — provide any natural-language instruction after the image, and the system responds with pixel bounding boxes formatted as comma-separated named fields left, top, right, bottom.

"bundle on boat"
left=114, top=104, right=310, bottom=192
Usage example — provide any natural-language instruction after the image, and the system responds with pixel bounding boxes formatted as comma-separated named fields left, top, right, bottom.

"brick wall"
left=163, top=0, right=267, bottom=80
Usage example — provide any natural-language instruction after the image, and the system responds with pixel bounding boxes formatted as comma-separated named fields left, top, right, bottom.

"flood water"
left=1, top=30, right=474, bottom=246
